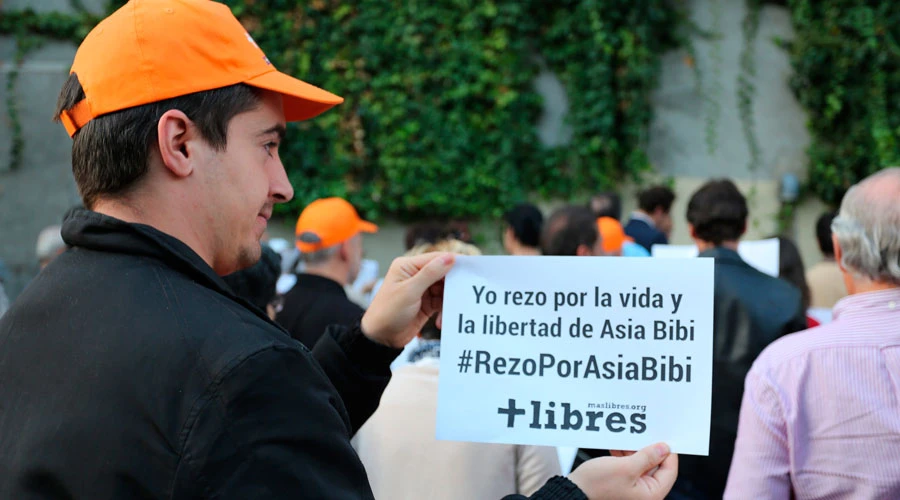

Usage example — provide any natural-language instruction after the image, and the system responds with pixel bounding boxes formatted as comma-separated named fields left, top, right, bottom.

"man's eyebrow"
left=258, top=124, right=287, bottom=141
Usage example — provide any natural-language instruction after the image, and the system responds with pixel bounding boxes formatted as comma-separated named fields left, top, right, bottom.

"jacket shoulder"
left=147, top=261, right=302, bottom=367
left=53, top=248, right=303, bottom=381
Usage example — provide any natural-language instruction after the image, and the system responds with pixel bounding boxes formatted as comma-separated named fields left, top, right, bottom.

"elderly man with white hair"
left=724, top=167, right=900, bottom=499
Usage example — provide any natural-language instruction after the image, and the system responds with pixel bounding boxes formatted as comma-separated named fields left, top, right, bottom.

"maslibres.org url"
left=587, top=402, right=647, bottom=412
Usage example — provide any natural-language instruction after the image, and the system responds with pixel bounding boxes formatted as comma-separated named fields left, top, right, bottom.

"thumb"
left=623, top=442, right=670, bottom=477
left=406, top=253, right=455, bottom=294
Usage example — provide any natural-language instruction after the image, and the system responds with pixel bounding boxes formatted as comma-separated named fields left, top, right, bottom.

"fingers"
left=623, top=442, right=671, bottom=477
left=652, top=452, right=678, bottom=493
left=392, top=252, right=452, bottom=281
left=406, top=253, right=455, bottom=295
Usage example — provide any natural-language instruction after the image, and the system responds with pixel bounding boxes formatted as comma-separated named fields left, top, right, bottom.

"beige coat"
left=806, top=260, right=847, bottom=308
left=352, top=359, right=561, bottom=500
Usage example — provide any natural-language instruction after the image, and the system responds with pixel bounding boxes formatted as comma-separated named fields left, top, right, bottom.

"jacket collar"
left=833, top=287, right=900, bottom=321
left=292, top=273, right=348, bottom=297
left=629, top=211, right=656, bottom=228
left=698, top=246, right=745, bottom=264
left=61, top=208, right=270, bottom=322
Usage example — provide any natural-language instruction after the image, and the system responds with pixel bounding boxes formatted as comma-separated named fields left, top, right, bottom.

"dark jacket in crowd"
left=675, top=247, right=807, bottom=499
left=623, top=217, right=667, bottom=253
left=276, top=273, right=364, bottom=349
left=0, top=210, right=398, bottom=499
left=0, top=210, right=587, bottom=500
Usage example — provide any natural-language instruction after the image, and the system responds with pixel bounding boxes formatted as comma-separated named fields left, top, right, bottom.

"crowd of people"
left=2, top=1, right=899, bottom=499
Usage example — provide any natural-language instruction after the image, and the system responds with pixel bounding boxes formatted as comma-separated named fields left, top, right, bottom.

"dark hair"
left=504, top=203, right=543, bottom=248
left=404, top=222, right=446, bottom=250
left=637, top=186, right=675, bottom=214
left=775, top=236, right=811, bottom=310
left=55, top=73, right=262, bottom=209
left=222, top=245, right=282, bottom=312
left=420, top=315, right=441, bottom=340
left=686, top=179, right=748, bottom=245
left=815, top=211, right=837, bottom=257
left=588, top=192, right=621, bottom=220
left=404, top=221, right=473, bottom=250
left=541, top=206, right=598, bottom=256
left=446, top=220, right=473, bottom=244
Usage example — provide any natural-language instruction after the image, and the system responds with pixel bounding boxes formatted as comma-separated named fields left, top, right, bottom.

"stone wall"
left=0, top=39, right=81, bottom=297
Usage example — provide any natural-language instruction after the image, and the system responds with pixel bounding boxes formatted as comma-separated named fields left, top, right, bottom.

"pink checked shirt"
left=724, top=288, right=900, bottom=500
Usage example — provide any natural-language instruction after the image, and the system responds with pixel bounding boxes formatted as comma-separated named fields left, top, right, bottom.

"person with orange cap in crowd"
left=596, top=217, right=626, bottom=256
left=0, top=1, right=678, bottom=499
left=597, top=217, right=650, bottom=257
left=276, top=197, right=378, bottom=348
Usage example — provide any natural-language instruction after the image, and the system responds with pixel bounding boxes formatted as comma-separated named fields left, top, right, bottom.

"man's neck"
left=303, top=263, right=348, bottom=286
left=695, top=240, right=739, bottom=253
left=848, top=280, right=899, bottom=296
left=93, top=196, right=214, bottom=269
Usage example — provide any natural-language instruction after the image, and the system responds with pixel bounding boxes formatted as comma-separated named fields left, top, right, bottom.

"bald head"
left=832, top=167, right=900, bottom=287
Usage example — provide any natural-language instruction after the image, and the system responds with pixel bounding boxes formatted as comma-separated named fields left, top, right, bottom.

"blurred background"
left=1, top=0, right=897, bottom=298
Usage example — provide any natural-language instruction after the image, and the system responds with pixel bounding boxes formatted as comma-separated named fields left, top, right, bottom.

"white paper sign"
left=651, top=238, right=781, bottom=277
left=436, top=256, right=714, bottom=456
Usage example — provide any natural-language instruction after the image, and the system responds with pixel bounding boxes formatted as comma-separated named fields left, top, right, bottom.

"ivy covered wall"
left=4, top=0, right=684, bottom=220
left=219, top=0, right=685, bottom=219
left=784, top=0, right=900, bottom=206
left=3, top=0, right=897, bottom=217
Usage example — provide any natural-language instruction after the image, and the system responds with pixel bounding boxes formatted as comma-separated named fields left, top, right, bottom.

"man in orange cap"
left=276, top=197, right=378, bottom=348
left=597, top=217, right=651, bottom=257
left=0, top=1, right=677, bottom=499
left=596, top=217, right=627, bottom=256
left=0, top=1, right=455, bottom=497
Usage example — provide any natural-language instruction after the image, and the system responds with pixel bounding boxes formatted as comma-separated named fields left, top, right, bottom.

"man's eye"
left=264, top=142, right=278, bottom=156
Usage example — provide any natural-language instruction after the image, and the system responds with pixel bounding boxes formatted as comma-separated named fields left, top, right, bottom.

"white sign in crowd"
left=437, top=256, right=715, bottom=456
left=651, top=238, right=781, bottom=277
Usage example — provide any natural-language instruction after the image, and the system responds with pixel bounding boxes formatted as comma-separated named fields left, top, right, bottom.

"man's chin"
left=235, top=243, right=263, bottom=271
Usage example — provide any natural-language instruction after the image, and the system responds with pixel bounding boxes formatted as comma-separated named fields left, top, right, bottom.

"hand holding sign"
left=571, top=443, right=678, bottom=500
left=361, top=252, right=455, bottom=348
left=362, top=253, right=684, bottom=499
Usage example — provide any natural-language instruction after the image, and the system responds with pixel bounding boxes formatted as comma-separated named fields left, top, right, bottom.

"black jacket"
left=0, top=210, right=399, bottom=499
left=676, top=247, right=807, bottom=499
left=0, top=210, right=587, bottom=500
left=277, top=273, right=364, bottom=349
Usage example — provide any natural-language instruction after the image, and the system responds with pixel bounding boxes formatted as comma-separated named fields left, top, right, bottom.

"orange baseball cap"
left=597, top=217, right=631, bottom=253
left=59, top=0, right=343, bottom=137
left=295, top=198, right=378, bottom=252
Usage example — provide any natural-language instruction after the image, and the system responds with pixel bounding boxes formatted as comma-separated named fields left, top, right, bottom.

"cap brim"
left=358, top=220, right=378, bottom=234
left=245, top=70, right=344, bottom=122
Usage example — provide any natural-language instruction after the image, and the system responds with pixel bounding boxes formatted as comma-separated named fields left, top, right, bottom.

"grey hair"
left=831, top=167, right=900, bottom=285
left=299, top=245, right=340, bottom=266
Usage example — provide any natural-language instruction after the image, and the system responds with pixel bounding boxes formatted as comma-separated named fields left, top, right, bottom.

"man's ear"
left=157, top=109, right=197, bottom=178
left=688, top=223, right=698, bottom=240
left=337, top=241, right=350, bottom=262
left=832, top=234, right=845, bottom=272
left=575, top=244, right=592, bottom=257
